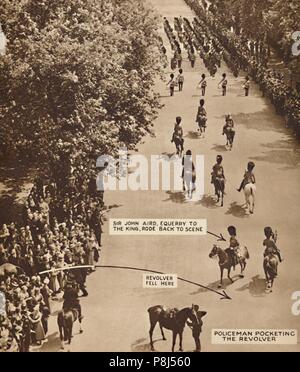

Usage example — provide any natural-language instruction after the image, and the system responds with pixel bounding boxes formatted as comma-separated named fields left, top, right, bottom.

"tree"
left=0, top=0, right=163, bottom=181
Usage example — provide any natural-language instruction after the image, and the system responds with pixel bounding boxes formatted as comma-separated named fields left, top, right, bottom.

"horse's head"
left=188, top=304, right=199, bottom=324
left=189, top=305, right=207, bottom=335
left=209, top=245, right=220, bottom=259
left=194, top=311, right=207, bottom=335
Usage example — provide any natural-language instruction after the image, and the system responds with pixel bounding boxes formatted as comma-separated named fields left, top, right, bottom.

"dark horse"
left=213, top=177, right=225, bottom=207
left=57, top=309, right=83, bottom=349
left=148, top=305, right=199, bottom=352
left=223, top=127, right=235, bottom=150
left=209, top=245, right=250, bottom=288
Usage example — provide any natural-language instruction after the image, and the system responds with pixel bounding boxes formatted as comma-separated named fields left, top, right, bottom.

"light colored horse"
left=209, top=244, right=250, bottom=288
left=264, top=254, right=278, bottom=292
left=183, top=170, right=195, bottom=199
left=244, top=183, right=256, bottom=214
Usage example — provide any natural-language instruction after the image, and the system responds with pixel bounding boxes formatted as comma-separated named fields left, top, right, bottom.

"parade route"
left=40, top=0, right=300, bottom=353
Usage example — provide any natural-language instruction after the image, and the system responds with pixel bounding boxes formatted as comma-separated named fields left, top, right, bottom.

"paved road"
left=42, top=0, right=300, bottom=352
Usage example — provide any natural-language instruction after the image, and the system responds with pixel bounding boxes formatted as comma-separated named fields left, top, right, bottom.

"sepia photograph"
left=0, top=0, right=299, bottom=358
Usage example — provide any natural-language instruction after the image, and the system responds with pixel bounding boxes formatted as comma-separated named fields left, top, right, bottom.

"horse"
left=148, top=305, right=199, bottom=352
left=213, top=177, right=225, bottom=207
left=197, top=116, right=207, bottom=138
left=263, top=254, right=278, bottom=292
left=173, top=137, right=184, bottom=158
left=209, top=244, right=250, bottom=288
left=0, top=264, right=24, bottom=280
left=223, top=127, right=235, bottom=150
left=182, top=169, right=196, bottom=199
left=244, top=183, right=256, bottom=214
left=57, top=309, right=83, bottom=349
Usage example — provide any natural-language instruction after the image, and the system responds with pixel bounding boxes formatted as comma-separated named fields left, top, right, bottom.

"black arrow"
left=207, top=231, right=227, bottom=242
left=95, top=265, right=231, bottom=300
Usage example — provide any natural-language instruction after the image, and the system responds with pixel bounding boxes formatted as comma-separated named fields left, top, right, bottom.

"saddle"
left=161, top=307, right=179, bottom=320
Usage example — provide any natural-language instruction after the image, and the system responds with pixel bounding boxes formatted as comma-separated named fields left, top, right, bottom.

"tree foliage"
left=0, top=0, right=163, bottom=177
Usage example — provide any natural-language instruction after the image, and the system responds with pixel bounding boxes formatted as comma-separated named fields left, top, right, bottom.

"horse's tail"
left=264, top=257, right=278, bottom=278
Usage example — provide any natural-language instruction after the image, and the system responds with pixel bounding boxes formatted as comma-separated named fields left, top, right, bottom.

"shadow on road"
left=196, top=194, right=219, bottom=209
left=250, top=138, right=300, bottom=168
left=33, top=332, right=61, bottom=353
left=190, top=276, right=241, bottom=295
left=131, top=338, right=158, bottom=352
left=211, top=143, right=228, bottom=153
left=234, top=108, right=286, bottom=133
left=163, top=191, right=187, bottom=204
left=226, top=202, right=249, bottom=218
left=236, top=275, right=267, bottom=297
left=186, top=131, right=200, bottom=140
left=161, top=152, right=176, bottom=160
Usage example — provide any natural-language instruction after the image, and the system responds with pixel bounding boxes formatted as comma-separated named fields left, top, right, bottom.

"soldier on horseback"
left=237, top=162, right=256, bottom=192
left=211, top=155, right=225, bottom=195
left=263, top=227, right=283, bottom=264
left=196, top=99, right=207, bottom=137
left=223, top=114, right=236, bottom=149
left=62, top=278, right=83, bottom=321
left=225, top=226, right=240, bottom=270
left=171, top=116, right=184, bottom=157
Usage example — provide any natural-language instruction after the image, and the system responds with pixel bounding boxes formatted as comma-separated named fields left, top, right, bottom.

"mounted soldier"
left=171, top=116, right=184, bottom=157
left=225, top=226, right=240, bottom=270
left=223, top=114, right=235, bottom=149
left=196, top=99, right=207, bottom=137
left=62, top=276, right=83, bottom=321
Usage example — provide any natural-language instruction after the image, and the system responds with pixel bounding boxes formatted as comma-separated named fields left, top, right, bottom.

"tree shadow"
left=196, top=194, right=218, bottom=209
left=250, top=138, right=300, bottom=168
left=236, top=275, right=267, bottom=297
left=190, top=276, right=241, bottom=295
left=226, top=202, right=249, bottom=218
left=234, top=109, right=286, bottom=133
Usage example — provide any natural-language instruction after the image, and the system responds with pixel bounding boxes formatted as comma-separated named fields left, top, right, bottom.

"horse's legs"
left=179, top=332, right=183, bottom=352
left=79, top=318, right=83, bottom=334
left=68, top=323, right=73, bottom=345
left=159, top=323, right=166, bottom=341
left=149, top=320, right=157, bottom=351
left=58, top=324, right=65, bottom=350
left=228, top=267, right=234, bottom=283
left=251, top=194, right=255, bottom=214
left=218, top=268, right=224, bottom=288
left=172, top=332, right=177, bottom=352
left=240, top=261, right=245, bottom=278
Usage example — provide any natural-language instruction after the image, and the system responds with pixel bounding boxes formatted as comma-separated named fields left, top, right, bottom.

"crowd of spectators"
left=0, top=170, right=104, bottom=352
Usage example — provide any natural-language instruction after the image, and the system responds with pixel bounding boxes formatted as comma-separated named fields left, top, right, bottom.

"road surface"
left=41, top=0, right=300, bottom=353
